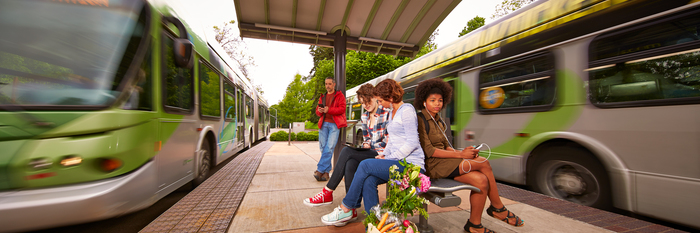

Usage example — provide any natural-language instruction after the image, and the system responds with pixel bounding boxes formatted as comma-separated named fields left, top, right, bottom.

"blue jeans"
left=317, top=122, right=340, bottom=173
left=341, top=159, right=404, bottom=214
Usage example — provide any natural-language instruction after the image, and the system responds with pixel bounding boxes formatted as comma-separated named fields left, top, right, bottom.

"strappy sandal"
left=464, top=220, right=496, bottom=233
left=486, top=205, right=524, bottom=227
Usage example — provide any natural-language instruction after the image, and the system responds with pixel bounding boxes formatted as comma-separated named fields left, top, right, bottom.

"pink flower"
left=419, top=174, right=431, bottom=193
left=401, top=177, right=410, bottom=190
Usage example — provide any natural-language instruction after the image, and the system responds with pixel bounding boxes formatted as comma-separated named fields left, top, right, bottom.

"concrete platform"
left=144, top=141, right=687, bottom=233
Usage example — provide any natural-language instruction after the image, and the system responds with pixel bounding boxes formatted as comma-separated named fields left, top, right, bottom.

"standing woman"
left=303, top=84, right=390, bottom=211
left=321, top=79, right=425, bottom=226
left=415, top=78, right=524, bottom=233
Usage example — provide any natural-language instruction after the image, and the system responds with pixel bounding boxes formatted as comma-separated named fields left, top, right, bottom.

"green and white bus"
left=345, top=0, right=700, bottom=228
left=0, top=0, right=269, bottom=231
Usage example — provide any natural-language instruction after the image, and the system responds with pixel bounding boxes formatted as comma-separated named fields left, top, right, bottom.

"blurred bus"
left=0, top=0, right=269, bottom=231
left=344, top=0, right=700, bottom=229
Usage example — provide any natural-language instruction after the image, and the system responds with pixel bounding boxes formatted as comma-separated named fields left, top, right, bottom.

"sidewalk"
left=226, top=142, right=610, bottom=233
left=142, top=141, right=684, bottom=233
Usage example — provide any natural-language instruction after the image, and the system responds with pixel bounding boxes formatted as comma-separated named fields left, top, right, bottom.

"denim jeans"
left=341, top=159, right=404, bottom=214
left=327, top=147, right=378, bottom=192
left=317, top=122, right=340, bottom=173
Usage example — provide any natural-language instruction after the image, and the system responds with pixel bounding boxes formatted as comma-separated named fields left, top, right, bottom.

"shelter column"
left=333, top=30, right=347, bottom=169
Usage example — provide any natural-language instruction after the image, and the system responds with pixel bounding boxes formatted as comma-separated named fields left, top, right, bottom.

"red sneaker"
left=349, top=208, right=358, bottom=222
left=303, top=188, right=333, bottom=207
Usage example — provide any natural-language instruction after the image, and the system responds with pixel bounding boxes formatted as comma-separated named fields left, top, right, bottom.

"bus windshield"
left=0, top=0, right=147, bottom=108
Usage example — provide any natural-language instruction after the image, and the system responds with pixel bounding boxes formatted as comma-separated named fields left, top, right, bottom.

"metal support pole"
left=332, top=30, right=347, bottom=170
left=288, top=123, right=291, bottom=146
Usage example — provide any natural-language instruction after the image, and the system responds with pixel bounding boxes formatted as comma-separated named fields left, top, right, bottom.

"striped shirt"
left=361, top=106, right=390, bottom=154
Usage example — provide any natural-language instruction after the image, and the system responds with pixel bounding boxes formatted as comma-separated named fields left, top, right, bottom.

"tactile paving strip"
left=496, top=183, right=687, bottom=233
left=140, top=141, right=274, bottom=233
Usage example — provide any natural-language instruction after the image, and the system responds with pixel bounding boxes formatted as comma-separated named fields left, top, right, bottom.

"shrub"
left=290, top=132, right=297, bottom=141
left=270, top=131, right=288, bottom=141
left=308, top=131, right=319, bottom=141
left=297, top=132, right=308, bottom=141
left=296, top=131, right=319, bottom=141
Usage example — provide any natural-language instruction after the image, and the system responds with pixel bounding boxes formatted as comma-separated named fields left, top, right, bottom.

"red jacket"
left=316, top=91, right=347, bottom=129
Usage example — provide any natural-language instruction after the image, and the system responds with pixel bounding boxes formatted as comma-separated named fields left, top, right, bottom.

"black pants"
left=327, top=147, right=378, bottom=193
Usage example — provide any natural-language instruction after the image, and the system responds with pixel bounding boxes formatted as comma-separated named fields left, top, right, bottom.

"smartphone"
left=474, top=144, right=483, bottom=150
left=318, top=104, right=325, bottom=108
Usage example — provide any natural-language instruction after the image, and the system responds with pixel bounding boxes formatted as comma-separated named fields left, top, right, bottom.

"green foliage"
left=269, top=130, right=299, bottom=141
left=492, top=0, right=535, bottom=19
left=305, top=121, right=317, bottom=129
left=296, top=131, right=319, bottom=141
left=270, top=131, right=287, bottom=141
left=383, top=160, right=430, bottom=219
left=278, top=73, right=314, bottom=123
left=199, top=66, right=220, bottom=116
left=459, top=16, right=486, bottom=37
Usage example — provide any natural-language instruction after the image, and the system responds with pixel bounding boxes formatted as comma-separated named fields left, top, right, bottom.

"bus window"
left=478, top=54, right=555, bottom=113
left=588, top=12, right=700, bottom=107
left=124, top=45, right=152, bottom=111
left=246, top=95, right=253, bottom=118
left=224, top=83, right=235, bottom=120
left=162, top=33, right=193, bottom=113
left=351, top=102, right=362, bottom=120
left=199, top=61, right=220, bottom=117
left=403, top=86, right=417, bottom=112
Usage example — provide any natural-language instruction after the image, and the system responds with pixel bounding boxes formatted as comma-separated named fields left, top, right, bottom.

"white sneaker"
left=321, top=206, right=355, bottom=226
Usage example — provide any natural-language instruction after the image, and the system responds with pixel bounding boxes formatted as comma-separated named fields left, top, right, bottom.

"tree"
left=213, top=20, right=256, bottom=81
left=278, top=73, right=314, bottom=123
left=492, top=0, right=535, bottom=19
left=459, top=16, right=485, bottom=37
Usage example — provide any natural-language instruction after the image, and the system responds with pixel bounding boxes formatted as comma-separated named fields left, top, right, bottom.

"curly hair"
left=415, top=78, right=453, bottom=110
left=356, top=84, right=374, bottom=104
left=374, top=79, right=404, bottom=103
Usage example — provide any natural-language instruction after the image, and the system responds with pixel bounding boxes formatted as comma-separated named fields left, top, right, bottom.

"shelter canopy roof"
left=234, top=0, right=461, bottom=57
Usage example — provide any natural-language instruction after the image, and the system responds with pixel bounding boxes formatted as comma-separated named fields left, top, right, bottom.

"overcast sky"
left=190, top=0, right=500, bottom=105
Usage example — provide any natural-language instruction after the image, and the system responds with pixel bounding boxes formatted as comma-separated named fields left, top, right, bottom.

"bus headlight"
left=99, top=158, right=122, bottom=172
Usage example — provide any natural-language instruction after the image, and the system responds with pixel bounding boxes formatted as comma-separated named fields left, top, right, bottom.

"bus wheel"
left=529, top=146, right=611, bottom=209
left=193, top=139, right=212, bottom=187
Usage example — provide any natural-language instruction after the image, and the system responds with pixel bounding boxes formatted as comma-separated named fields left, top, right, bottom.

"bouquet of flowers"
left=363, top=159, right=431, bottom=233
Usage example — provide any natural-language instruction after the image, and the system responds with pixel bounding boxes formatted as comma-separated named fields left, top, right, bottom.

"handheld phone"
left=318, top=103, right=325, bottom=108
left=473, top=143, right=483, bottom=150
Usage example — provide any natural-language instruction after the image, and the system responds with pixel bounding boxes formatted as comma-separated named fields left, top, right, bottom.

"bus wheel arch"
left=526, top=139, right=613, bottom=210
left=193, top=132, right=216, bottom=188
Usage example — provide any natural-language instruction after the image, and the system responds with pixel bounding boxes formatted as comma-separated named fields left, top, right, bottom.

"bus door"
left=157, top=29, right=197, bottom=191
left=221, top=82, right=237, bottom=156
left=236, top=88, right=245, bottom=147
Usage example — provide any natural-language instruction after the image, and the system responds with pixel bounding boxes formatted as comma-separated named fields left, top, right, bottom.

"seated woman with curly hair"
left=415, top=78, right=524, bottom=233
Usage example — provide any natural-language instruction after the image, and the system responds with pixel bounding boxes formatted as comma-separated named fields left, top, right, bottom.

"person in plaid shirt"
left=303, top=84, right=390, bottom=215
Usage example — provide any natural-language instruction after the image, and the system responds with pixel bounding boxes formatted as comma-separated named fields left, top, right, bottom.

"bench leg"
left=417, top=203, right=433, bottom=233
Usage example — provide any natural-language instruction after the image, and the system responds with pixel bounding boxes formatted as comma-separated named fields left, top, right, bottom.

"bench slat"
left=427, top=178, right=481, bottom=193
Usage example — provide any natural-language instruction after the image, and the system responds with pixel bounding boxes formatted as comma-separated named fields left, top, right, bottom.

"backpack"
left=418, top=112, right=453, bottom=144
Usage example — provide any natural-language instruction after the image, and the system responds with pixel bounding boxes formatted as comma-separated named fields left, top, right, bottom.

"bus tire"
left=192, top=139, right=212, bottom=188
left=528, top=146, right=612, bottom=210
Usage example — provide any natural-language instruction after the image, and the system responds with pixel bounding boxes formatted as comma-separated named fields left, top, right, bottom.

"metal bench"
left=417, top=178, right=481, bottom=233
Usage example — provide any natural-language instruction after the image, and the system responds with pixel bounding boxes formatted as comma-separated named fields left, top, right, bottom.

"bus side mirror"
left=174, top=39, right=194, bottom=69
left=164, top=16, right=194, bottom=69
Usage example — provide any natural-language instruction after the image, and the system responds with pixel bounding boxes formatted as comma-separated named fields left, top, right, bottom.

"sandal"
left=464, top=220, right=495, bottom=233
left=486, top=205, right=524, bottom=227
